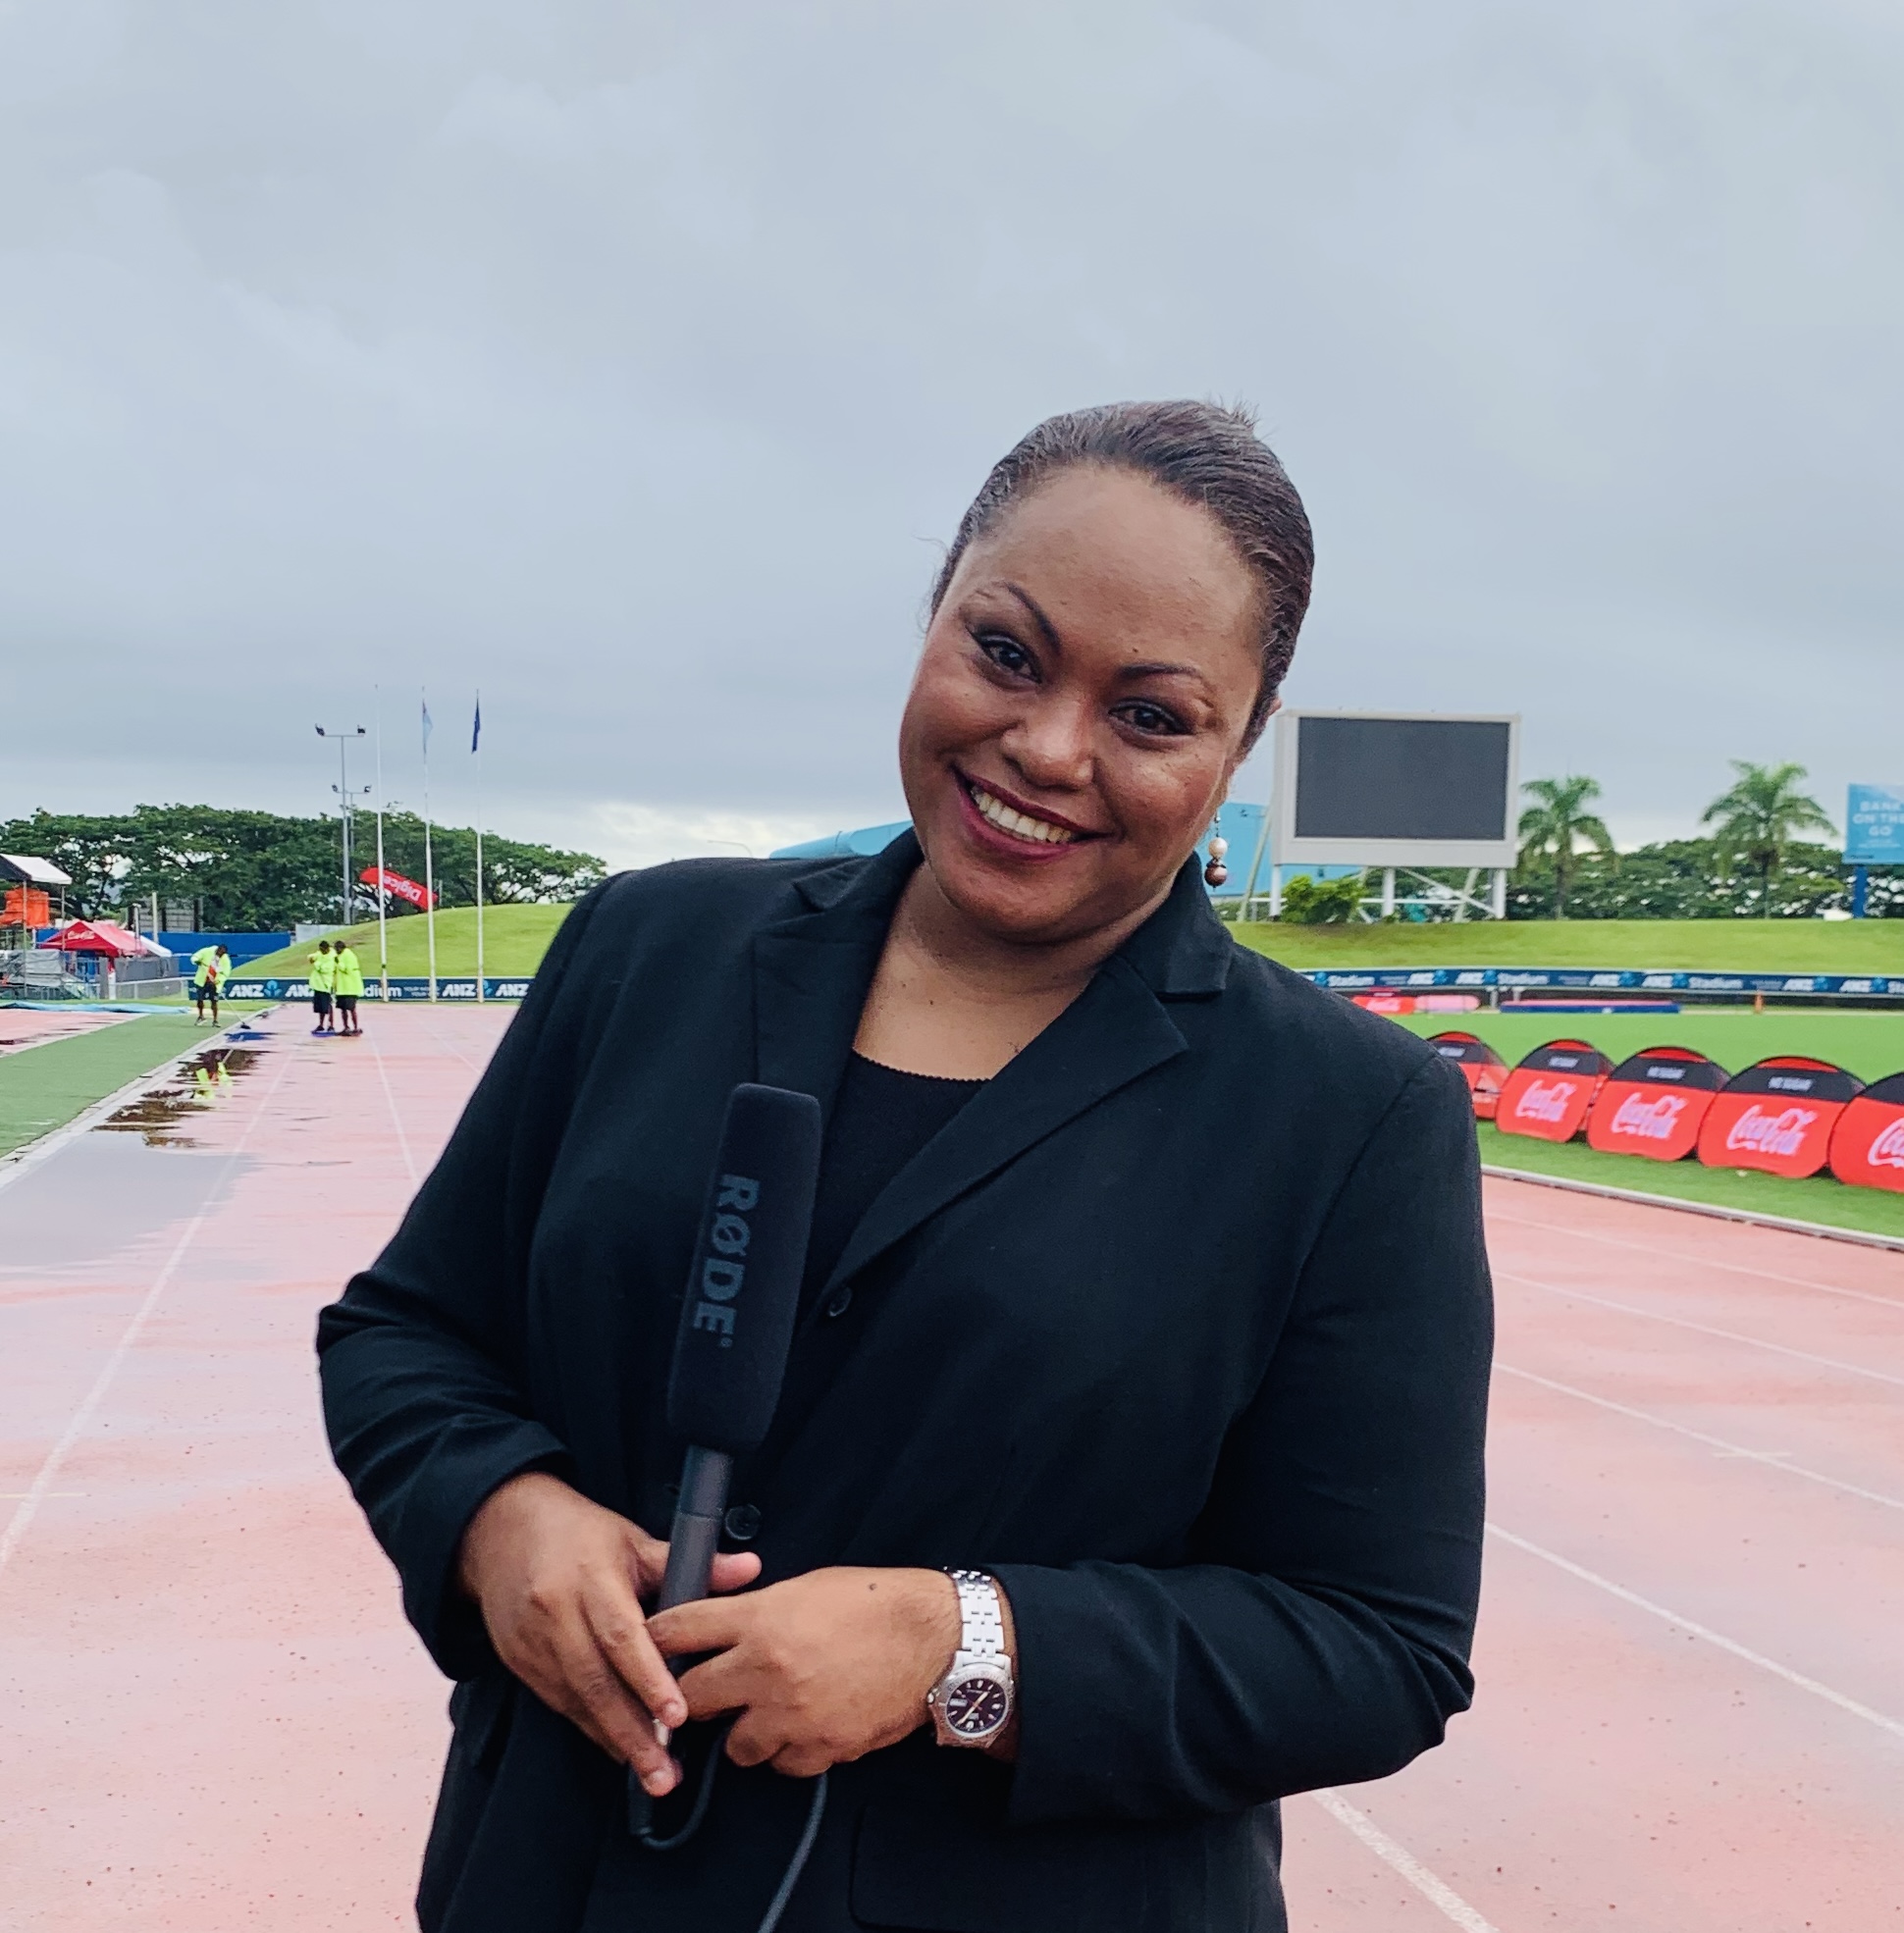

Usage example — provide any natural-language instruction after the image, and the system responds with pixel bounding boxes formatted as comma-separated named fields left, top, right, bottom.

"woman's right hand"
left=456, top=1470, right=763, bottom=1796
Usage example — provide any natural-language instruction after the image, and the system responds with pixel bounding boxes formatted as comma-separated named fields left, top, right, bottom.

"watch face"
left=944, top=1674, right=1010, bottom=1738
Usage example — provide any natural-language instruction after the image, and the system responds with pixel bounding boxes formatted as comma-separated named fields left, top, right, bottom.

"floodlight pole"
left=316, top=725, right=367, bottom=927
left=374, top=694, right=390, bottom=999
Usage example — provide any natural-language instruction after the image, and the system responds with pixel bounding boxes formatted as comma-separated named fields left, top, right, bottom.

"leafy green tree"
left=1700, top=761, right=1835, bottom=917
left=1276, top=870, right=1367, bottom=923
left=0, top=810, right=134, bottom=917
left=1516, top=776, right=1615, bottom=918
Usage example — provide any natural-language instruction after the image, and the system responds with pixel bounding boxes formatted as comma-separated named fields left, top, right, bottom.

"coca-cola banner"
left=1427, top=1030, right=1508, bottom=1122
left=1497, top=1039, right=1613, bottom=1144
left=1586, top=1046, right=1729, bottom=1163
left=1827, top=1071, right=1904, bottom=1195
left=358, top=865, right=437, bottom=910
left=1696, top=1057, right=1863, bottom=1179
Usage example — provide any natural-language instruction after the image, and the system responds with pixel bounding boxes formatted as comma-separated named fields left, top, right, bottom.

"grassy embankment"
left=0, top=1012, right=214, bottom=1159
left=236, top=905, right=573, bottom=980
left=1234, top=918, right=1904, bottom=973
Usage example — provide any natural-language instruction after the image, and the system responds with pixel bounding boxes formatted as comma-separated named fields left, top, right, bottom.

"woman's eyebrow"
left=1117, top=660, right=1213, bottom=687
left=1002, top=582, right=1064, bottom=653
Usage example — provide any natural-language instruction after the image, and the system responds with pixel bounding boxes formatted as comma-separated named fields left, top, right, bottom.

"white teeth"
left=968, top=783, right=1078, bottom=846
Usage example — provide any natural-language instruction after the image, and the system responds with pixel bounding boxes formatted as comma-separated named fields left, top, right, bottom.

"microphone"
left=649, top=1081, right=821, bottom=1692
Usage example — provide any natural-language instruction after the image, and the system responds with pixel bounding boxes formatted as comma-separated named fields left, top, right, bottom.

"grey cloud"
left=1, top=0, right=1898, bottom=863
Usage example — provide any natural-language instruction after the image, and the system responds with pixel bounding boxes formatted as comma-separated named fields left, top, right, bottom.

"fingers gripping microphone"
left=630, top=1084, right=827, bottom=1930
left=655, top=1082, right=821, bottom=1621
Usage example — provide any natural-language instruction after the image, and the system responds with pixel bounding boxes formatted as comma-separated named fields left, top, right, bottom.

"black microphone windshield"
left=664, top=1082, right=822, bottom=1456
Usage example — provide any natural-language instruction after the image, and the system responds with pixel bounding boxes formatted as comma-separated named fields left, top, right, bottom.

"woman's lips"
left=953, top=773, right=1101, bottom=859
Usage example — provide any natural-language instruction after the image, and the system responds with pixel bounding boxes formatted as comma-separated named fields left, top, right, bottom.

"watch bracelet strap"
left=946, top=1568, right=1007, bottom=1669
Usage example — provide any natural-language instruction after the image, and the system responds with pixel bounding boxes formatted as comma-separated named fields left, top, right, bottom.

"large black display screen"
left=1294, top=716, right=1511, bottom=841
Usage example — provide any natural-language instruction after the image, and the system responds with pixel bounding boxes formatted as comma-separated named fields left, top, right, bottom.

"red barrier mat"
left=1586, top=1045, right=1729, bottom=1162
left=1696, top=1055, right=1863, bottom=1178
left=1427, top=1029, right=1508, bottom=1121
left=1827, top=1070, right=1904, bottom=1194
left=1497, top=1038, right=1612, bottom=1143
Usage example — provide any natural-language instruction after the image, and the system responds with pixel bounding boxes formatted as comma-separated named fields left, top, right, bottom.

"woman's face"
left=899, top=465, right=1266, bottom=948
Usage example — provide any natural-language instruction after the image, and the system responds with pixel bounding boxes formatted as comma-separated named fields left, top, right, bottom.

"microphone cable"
left=629, top=1722, right=829, bottom=1933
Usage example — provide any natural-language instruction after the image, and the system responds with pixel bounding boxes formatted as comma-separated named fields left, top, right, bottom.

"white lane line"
left=1308, top=1790, right=1503, bottom=1931
left=1494, top=1362, right=1904, bottom=1513
left=363, top=1026, right=420, bottom=1185
left=1498, top=1270, right=1904, bottom=1392
left=0, top=1046, right=295, bottom=1587
left=1486, top=1523, right=1904, bottom=1744
left=1489, top=1211, right=1904, bottom=1313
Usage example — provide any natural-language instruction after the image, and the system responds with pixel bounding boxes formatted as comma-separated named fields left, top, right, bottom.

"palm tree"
left=1517, top=775, right=1615, bottom=919
left=1701, top=760, right=1835, bottom=917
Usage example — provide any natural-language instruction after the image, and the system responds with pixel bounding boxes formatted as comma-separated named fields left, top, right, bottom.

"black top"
left=801, top=1053, right=985, bottom=1317
left=317, top=836, right=1491, bottom=1933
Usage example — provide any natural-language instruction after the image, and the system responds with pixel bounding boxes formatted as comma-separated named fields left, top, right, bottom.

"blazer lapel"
left=815, top=859, right=1231, bottom=1303
left=751, top=834, right=920, bottom=1109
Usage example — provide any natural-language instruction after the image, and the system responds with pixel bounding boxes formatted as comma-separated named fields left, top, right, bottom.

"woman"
left=319, top=400, right=1492, bottom=1933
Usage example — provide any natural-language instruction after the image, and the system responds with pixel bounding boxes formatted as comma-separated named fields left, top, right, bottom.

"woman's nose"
left=1001, top=695, right=1094, bottom=792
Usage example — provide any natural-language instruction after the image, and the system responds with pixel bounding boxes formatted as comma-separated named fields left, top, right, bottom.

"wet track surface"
left=3, top=1007, right=1901, bottom=1929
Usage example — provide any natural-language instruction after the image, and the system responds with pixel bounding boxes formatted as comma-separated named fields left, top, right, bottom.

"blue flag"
left=421, top=695, right=433, bottom=754
left=472, top=695, right=482, bottom=754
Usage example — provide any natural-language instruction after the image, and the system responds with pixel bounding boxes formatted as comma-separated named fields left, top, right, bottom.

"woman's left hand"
left=647, top=1567, right=969, bottom=1777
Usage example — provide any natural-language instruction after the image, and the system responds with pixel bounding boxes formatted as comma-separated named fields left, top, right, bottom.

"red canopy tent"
left=41, top=919, right=153, bottom=959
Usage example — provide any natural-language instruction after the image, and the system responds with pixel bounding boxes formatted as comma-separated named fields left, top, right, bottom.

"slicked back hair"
left=929, top=400, right=1314, bottom=748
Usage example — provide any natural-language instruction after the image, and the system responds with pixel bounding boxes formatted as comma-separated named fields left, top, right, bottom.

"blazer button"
left=723, top=1503, right=762, bottom=1541
left=824, top=1286, right=854, bottom=1319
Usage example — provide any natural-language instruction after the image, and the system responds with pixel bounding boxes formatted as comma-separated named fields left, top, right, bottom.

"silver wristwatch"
left=926, top=1569, right=1015, bottom=1748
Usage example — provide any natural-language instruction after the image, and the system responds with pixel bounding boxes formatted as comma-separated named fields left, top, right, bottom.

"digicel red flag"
left=359, top=865, right=436, bottom=910
left=1427, top=1030, right=1508, bottom=1122
left=1696, top=1056, right=1862, bottom=1179
left=1497, top=1039, right=1612, bottom=1144
left=1587, top=1045, right=1728, bottom=1163
left=1828, top=1070, right=1904, bottom=1195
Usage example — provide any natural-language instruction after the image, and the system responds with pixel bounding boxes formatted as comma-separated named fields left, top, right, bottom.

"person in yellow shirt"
left=308, top=939, right=337, bottom=1036
left=189, top=943, right=229, bottom=1026
left=332, top=942, right=365, bottom=1037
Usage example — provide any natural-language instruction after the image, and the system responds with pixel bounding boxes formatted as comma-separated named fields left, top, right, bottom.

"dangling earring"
left=1203, top=817, right=1229, bottom=888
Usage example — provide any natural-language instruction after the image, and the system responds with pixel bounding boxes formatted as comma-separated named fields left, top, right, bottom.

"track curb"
left=0, top=1009, right=277, bottom=1196
left=1482, top=1164, right=1904, bottom=1254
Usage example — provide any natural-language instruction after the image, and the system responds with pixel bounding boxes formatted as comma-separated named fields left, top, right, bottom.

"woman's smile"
left=954, top=769, right=1102, bottom=859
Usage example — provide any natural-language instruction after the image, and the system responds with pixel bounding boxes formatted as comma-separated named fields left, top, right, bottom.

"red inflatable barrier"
left=1586, top=1045, right=1729, bottom=1163
left=1828, top=1071, right=1904, bottom=1195
left=1696, top=1056, right=1863, bottom=1179
left=1497, top=1038, right=1612, bottom=1144
left=1427, top=1030, right=1508, bottom=1121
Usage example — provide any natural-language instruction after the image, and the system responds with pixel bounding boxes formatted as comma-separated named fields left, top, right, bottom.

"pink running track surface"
left=3, top=1008, right=1901, bottom=1930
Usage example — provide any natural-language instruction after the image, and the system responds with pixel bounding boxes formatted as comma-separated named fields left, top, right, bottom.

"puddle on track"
left=95, top=1046, right=264, bottom=1148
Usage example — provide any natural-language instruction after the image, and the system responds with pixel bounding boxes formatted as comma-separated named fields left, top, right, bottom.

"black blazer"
left=317, top=835, right=1492, bottom=1933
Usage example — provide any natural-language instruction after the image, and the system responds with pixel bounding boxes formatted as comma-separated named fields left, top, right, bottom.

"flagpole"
left=374, top=689, right=390, bottom=1003
left=422, top=689, right=438, bottom=1004
left=473, top=691, right=485, bottom=1005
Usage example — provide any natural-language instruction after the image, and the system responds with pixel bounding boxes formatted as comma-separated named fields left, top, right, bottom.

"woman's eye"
left=975, top=631, right=1035, bottom=679
left=1116, top=701, right=1189, bottom=737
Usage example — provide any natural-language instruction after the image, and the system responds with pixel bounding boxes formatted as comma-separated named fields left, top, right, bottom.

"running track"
left=2, top=1008, right=1899, bottom=1930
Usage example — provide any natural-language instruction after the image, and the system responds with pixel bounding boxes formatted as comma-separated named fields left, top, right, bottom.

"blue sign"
left=223, top=975, right=532, bottom=1002
left=1846, top=784, right=1904, bottom=865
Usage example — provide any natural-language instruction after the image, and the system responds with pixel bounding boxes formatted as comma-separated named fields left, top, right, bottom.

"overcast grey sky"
left=2, top=0, right=1899, bottom=867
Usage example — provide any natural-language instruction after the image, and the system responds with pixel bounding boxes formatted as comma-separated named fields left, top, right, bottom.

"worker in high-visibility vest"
left=189, top=943, right=229, bottom=1026
left=332, top=942, right=366, bottom=1037
left=308, top=939, right=338, bottom=1036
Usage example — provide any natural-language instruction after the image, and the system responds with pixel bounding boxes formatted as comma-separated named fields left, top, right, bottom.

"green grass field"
left=237, top=904, right=574, bottom=980
left=0, top=1012, right=215, bottom=1158
left=1236, top=918, right=1903, bottom=973
left=1382, top=1010, right=1904, bottom=1238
